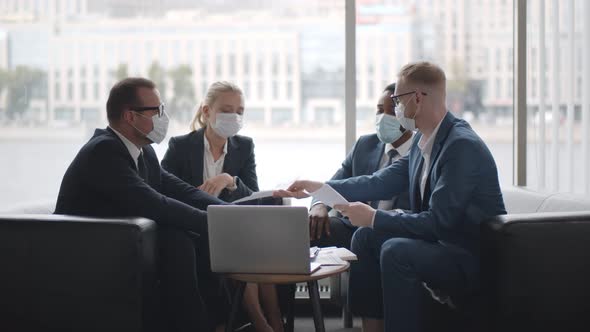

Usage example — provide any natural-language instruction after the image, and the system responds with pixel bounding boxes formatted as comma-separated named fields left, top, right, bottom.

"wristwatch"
left=227, top=176, right=238, bottom=191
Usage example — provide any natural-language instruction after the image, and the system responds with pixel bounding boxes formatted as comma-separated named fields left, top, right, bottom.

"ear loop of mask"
left=130, top=111, right=151, bottom=137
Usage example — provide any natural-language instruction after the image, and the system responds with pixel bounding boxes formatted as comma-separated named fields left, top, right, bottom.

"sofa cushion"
left=500, top=186, right=552, bottom=214
left=0, top=200, right=56, bottom=214
left=538, top=193, right=590, bottom=213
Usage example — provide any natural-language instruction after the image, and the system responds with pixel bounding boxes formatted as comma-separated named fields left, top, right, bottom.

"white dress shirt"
left=110, top=126, right=141, bottom=168
left=375, top=132, right=414, bottom=210
left=203, top=134, right=228, bottom=183
left=417, top=113, right=446, bottom=198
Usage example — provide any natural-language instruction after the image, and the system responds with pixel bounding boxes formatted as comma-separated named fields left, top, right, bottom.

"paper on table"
left=312, top=253, right=347, bottom=266
left=232, top=190, right=275, bottom=204
left=320, top=247, right=358, bottom=261
left=309, top=184, right=348, bottom=208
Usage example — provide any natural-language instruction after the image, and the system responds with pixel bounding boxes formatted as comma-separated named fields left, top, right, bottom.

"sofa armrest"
left=0, top=214, right=158, bottom=332
left=481, top=212, right=590, bottom=329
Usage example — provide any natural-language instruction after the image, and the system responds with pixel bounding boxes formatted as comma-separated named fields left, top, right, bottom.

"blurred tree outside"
left=0, top=66, right=46, bottom=121
left=168, top=64, right=196, bottom=123
left=110, top=64, right=129, bottom=81
left=148, top=61, right=167, bottom=102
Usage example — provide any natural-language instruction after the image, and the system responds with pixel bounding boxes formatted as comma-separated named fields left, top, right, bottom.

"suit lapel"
left=105, top=127, right=138, bottom=171
left=222, top=136, right=240, bottom=175
left=190, top=129, right=205, bottom=185
left=422, top=112, right=456, bottom=209
left=368, top=140, right=386, bottom=173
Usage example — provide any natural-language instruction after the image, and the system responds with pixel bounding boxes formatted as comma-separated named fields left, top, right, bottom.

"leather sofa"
left=481, top=187, right=590, bottom=331
left=0, top=209, right=159, bottom=332
left=1, top=187, right=589, bottom=331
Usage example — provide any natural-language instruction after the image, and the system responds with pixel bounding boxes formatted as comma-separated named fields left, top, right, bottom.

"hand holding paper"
left=334, top=202, right=376, bottom=228
left=310, top=184, right=348, bottom=208
left=274, top=181, right=349, bottom=209
left=273, top=180, right=323, bottom=199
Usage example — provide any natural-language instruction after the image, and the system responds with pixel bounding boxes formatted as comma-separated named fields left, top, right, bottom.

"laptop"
left=207, top=205, right=319, bottom=274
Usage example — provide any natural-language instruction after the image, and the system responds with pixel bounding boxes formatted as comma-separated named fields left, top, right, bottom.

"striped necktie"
left=387, top=149, right=399, bottom=166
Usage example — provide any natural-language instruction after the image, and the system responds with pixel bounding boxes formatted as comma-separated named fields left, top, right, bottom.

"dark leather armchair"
left=480, top=188, right=590, bottom=332
left=0, top=214, right=159, bottom=332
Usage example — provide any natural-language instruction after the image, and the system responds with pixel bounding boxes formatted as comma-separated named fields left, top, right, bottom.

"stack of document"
left=310, top=246, right=357, bottom=266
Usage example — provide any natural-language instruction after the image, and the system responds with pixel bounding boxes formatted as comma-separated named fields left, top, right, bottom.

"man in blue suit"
left=276, top=62, right=506, bottom=332
left=310, top=83, right=414, bottom=249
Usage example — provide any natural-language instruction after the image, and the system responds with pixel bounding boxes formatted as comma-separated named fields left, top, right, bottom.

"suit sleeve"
left=160, top=167, right=228, bottom=209
left=86, top=141, right=221, bottom=235
left=372, top=140, right=482, bottom=243
left=327, top=154, right=410, bottom=202
left=220, top=140, right=259, bottom=202
left=160, top=136, right=181, bottom=176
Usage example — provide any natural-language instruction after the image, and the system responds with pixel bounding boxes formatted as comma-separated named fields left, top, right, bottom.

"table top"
left=226, top=262, right=350, bottom=284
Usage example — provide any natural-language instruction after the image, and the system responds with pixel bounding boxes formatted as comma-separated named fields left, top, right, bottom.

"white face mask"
left=395, top=99, right=417, bottom=131
left=375, top=113, right=404, bottom=144
left=211, top=113, right=243, bottom=138
left=133, top=110, right=169, bottom=144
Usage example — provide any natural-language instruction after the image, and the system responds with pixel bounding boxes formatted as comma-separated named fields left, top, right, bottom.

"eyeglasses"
left=131, top=103, right=165, bottom=117
left=390, top=91, right=427, bottom=107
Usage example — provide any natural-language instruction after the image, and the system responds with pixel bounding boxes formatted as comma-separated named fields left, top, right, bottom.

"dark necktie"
left=387, top=149, right=399, bottom=166
left=137, top=151, right=147, bottom=181
left=413, top=157, right=425, bottom=212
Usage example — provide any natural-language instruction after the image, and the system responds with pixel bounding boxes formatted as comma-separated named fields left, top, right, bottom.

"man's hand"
left=273, top=180, right=323, bottom=199
left=198, top=173, right=233, bottom=197
left=334, top=202, right=376, bottom=228
left=309, top=203, right=330, bottom=240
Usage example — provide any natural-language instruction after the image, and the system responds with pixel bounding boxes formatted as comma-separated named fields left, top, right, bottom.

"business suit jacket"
left=328, top=112, right=506, bottom=254
left=314, top=133, right=410, bottom=211
left=161, top=128, right=258, bottom=203
left=312, top=134, right=410, bottom=211
left=55, top=127, right=225, bottom=235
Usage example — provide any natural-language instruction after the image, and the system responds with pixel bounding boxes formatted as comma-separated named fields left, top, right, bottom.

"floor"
left=293, top=315, right=361, bottom=332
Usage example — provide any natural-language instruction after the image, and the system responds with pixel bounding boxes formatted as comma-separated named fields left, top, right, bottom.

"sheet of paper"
left=319, top=247, right=358, bottom=261
left=309, top=184, right=348, bottom=208
left=232, top=190, right=275, bottom=204
left=312, top=253, right=347, bottom=266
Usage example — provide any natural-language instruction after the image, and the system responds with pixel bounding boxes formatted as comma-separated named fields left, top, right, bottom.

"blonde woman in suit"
left=162, top=81, right=284, bottom=332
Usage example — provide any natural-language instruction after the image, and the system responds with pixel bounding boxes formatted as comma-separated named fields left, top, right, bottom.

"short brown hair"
left=398, top=62, right=446, bottom=87
left=106, top=77, right=156, bottom=123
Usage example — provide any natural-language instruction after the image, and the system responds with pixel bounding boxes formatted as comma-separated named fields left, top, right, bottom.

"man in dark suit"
left=310, top=83, right=414, bottom=249
left=55, top=78, right=228, bottom=332
left=276, top=62, right=506, bottom=332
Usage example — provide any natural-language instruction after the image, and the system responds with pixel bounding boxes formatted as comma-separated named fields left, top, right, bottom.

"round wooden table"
left=225, top=263, right=350, bottom=332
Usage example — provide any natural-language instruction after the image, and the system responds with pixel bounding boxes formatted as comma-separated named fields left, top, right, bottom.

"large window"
left=526, top=0, right=590, bottom=194
left=0, top=0, right=345, bottom=209
left=355, top=0, right=514, bottom=188
left=0, top=0, right=587, bottom=211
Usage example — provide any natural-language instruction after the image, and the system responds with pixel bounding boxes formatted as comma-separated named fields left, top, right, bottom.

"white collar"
left=109, top=126, right=142, bottom=167
left=418, top=113, right=446, bottom=156
left=386, top=131, right=414, bottom=157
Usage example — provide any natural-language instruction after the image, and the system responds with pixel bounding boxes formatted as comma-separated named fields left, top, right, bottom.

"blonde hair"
left=397, top=61, right=446, bottom=87
left=190, top=81, right=243, bottom=131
